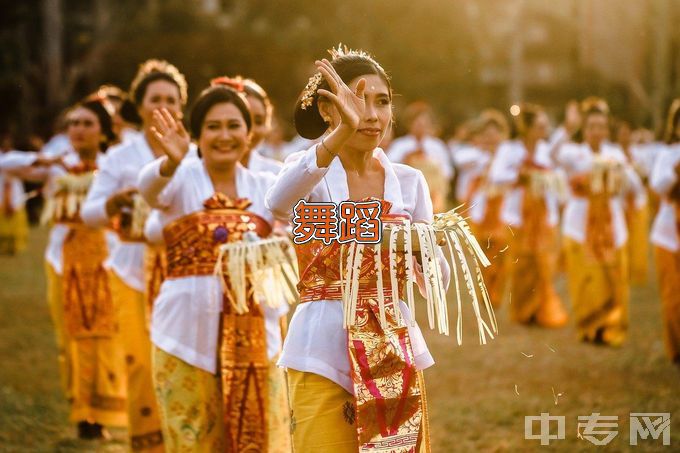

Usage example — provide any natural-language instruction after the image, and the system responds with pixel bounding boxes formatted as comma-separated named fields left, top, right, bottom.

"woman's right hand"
left=315, top=59, right=366, bottom=132
left=105, top=188, right=138, bottom=217
left=150, top=108, right=190, bottom=174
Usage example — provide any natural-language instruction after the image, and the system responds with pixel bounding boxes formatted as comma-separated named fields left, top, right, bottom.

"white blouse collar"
left=322, top=147, right=405, bottom=215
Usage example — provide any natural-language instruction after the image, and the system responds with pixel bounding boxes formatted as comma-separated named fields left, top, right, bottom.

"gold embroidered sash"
left=56, top=165, right=116, bottom=338
left=296, top=201, right=429, bottom=452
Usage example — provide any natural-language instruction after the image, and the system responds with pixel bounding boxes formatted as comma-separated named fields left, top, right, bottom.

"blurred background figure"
left=467, top=109, right=511, bottom=308
left=614, top=119, right=650, bottom=285
left=0, top=132, right=29, bottom=255
left=387, top=101, right=453, bottom=212
left=555, top=97, right=645, bottom=347
left=650, top=99, right=680, bottom=366
left=489, top=103, right=568, bottom=328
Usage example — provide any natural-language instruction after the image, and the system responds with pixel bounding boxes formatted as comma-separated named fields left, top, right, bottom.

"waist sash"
left=296, top=204, right=429, bottom=452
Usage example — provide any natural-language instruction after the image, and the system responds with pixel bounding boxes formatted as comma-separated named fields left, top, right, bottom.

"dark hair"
left=575, top=97, right=609, bottom=143
left=129, top=59, right=188, bottom=107
left=515, top=103, right=544, bottom=138
left=243, top=79, right=273, bottom=119
left=294, top=51, right=392, bottom=139
left=78, top=98, right=116, bottom=151
left=478, top=108, right=509, bottom=138
left=189, top=85, right=252, bottom=139
left=665, top=99, right=680, bottom=144
left=120, top=98, right=142, bottom=126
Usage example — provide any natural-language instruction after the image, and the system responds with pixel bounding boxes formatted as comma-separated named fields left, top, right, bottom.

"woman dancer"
left=488, top=103, right=568, bottom=327
left=266, top=46, right=452, bottom=452
left=139, top=82, right=289, bottom=451
left=555, top=98, right=645, bottom=346
left=82, top=59, right=189, bottom=451
left=467, top=110, right=511, bottom=308
left=3, top=98, right=127, bottom=439
left=650, top=99, right=680, bottom=365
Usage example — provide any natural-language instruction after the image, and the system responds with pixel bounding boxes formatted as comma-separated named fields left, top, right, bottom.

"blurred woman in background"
left=650, top=99, right=680, bottom=365
left=488, top=103, right=568, bottom=327
left=555, top=98, right=645, bottom=346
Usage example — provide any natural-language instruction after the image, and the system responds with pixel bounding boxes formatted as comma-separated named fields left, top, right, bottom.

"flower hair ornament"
left=299, top=43, right=385, bottom=110
left=210, top=76, right=245, bottom=93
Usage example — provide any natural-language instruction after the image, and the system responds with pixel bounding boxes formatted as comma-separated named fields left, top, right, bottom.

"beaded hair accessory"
left=299, top=43, right=385, bottom=110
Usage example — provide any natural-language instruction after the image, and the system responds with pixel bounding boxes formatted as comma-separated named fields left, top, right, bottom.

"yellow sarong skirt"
left=287, top=369, right=430, bottom=453
left=287, top=369, right=358, bottom=453
left=655, top=246, right=680, bottom=363
left=626, top=203, right=649, bottom=285
left=0, top=207, right=28, bottom=254
left=153, top=346, right=291, bottom=452
left=564, top=238, right=629, bottom=346
left=45, top=261, right=72, bottom=399
left=109, top=271, right=164, bottom=451
left=509, top=225, right=568, bottom=328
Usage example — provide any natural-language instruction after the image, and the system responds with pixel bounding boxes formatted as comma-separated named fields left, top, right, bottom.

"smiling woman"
left=266, top=45, right=451, bottom=452
left=139, top=81, right=291, bottom=452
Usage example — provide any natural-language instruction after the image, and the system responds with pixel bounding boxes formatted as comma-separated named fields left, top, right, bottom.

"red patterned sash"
left=296, top=200, right=429, bottom=452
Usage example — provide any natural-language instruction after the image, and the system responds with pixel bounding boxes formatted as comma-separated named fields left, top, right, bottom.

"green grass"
left=1, top=227, right=678, bottom=452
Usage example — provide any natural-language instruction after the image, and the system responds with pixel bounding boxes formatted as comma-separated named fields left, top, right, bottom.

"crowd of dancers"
left=0, top=46, right=678, bottom=452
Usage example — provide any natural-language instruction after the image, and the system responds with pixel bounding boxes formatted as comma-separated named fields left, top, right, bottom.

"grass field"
left=1, top=227, right=678, bottom=452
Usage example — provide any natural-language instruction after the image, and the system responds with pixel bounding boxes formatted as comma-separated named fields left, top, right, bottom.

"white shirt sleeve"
left=650, top=149, right=679, bottom=196
left=264, top=145, right=331, bottom=220
left=137, top=157, right=177, bottom=210
left=0, top=151, right=38, bottom=170
left=488, top=144, right=518, bottom=186
left=81, top=154, right=121, bottom=227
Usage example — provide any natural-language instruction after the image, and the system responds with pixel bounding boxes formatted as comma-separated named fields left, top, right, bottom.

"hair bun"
left=294, top=95, right=327, bottom=140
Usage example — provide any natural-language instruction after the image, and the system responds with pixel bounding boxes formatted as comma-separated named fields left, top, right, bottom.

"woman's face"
left=480, top=124, right=504, bottom=153
left=321, top=73, right=392, bottom=153
left=199, top=102, right=250, bottom=170
left=246, top=94, right=270, bottom=150
left=67, top=107, right=101, bottom=154
left=583, top=112, right=609, bottom=149
left=138, top=79, right=182, bottom=129
left=526, top=111, right=549, bottom=142
left=616, top=123, right=632, bottom=147
left=410, top=112, right=434, bottom=139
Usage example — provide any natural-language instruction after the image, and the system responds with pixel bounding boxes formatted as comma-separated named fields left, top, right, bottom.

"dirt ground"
left=1, top=228, right=678, bottom=452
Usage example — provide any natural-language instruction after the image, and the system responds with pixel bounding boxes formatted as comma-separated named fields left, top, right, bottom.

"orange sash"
left=58, top=165, right=116, bottom=338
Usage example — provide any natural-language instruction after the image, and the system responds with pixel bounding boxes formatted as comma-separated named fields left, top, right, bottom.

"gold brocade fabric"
left=570, top=166, right=618, bottom=264
left=162, top=192, right=271, bottom=452
left=60, top=165, right=116, bottom=338
left=295, top=200, right=429, bottom=452
left=472, top=192, right=508, bottom=308
left=586, top=193, right=616, bottom=263
left=63, top=225, right=116, bottom=337
left=163, top=194, right=271, bottom=278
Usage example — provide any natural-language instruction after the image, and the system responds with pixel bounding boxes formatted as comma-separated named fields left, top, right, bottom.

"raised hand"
left=315, top=59, right=366, bottom=131
left=150, top=108, right=190, bottom=167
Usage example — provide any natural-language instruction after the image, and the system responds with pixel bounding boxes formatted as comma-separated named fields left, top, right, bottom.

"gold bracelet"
left=319, top=137, right=337, bottom=157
